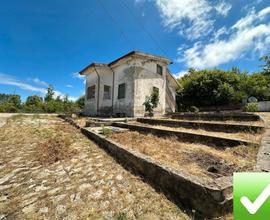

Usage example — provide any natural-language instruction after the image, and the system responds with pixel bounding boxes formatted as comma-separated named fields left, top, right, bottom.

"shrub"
left=244, top=103, right=258, bottom=112
left=178, top=69, right=241, bottom=107
left=116, top=212, right=127, bottom=220
left=143, top=88, right=160, bottom=117
left=100, top=126, right=112, bottom=136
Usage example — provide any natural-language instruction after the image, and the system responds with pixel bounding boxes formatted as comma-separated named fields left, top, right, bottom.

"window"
left=103, top=85, right=111, bottom=100
left=118, top=83, right=126, bottom=99
left=87, top=85, right=95, bottom=100
left=157, top=64, right=163, bottom=75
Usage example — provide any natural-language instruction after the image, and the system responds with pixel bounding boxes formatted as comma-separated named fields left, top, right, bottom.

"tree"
left=143, top=88, right=160, bottom=117
left=75, top=95, right=85, bottom=110
left=26, top=95, right=43, bottom=106
left=260, top=54, right=270, bottom=75
left=8, top=95, right=21, bottom=109
left=244, top=73, right=270, bottom=101
left=24, top=95, right=44, bottom=113
left=177, top=69, right=242, bottom=107
left=44, top=85, right=55, bottom=102
left=0, top=94, right=21, bottom=112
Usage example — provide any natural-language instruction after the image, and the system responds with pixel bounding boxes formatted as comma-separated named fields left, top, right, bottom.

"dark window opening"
left=103, top=85, right=111, bottom=100
left=118, top=83, right=126, bottom=99
left=87, top=85, right=95, bottom=100
left=157, top=64, right=163, bottom=75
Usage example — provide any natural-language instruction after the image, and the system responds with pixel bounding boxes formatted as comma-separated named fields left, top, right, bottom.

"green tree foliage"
left=177, top=68, right=270, bottom=108
left=44, top=85, right=55, bottom=102
left=260, top=54, right=270, bottom=75
left=0, top=94, right=21, bottom=112
left=76, top=96, right=85, bottom=109
left=178, top=69, right=242, bottom=107
left=244, top=103, right=258, bottom=112
left=243, top=73, right=270, bottom=101
left=0, top=86, right=85, bottom=114
left=24, top=95, right=44, bottom=113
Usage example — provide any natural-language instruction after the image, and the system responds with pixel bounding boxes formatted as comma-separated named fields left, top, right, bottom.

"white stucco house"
left=79, top=51, right=179, bottom=117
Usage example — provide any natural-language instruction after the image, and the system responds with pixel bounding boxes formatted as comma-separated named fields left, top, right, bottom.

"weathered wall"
left=112, top=59, right=136, bottom=116
left=165, top=74, right=176, bottom=113
left=258, top=101, right=270, bottom=112
left=133, top=58, right=166, bottom=117
left=84, top=57, right=173, bottom=117
left=85, top=73, right=98, bottom=116
left=84, top=66, right=113, bottom=116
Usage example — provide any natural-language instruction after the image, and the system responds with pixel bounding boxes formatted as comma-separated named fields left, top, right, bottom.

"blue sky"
left=0, top=0, right=269, bottom=101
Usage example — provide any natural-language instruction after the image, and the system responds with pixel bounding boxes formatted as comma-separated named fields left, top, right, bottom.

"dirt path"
left=0, top=114, right=14, bottom=128
left=0, top=115, right=189, bottom=220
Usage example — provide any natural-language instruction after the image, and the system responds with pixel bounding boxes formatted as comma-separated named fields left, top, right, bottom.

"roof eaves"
left=79, top=63, right=107, bottom=75
left=108, top=51, right=172, bottom=67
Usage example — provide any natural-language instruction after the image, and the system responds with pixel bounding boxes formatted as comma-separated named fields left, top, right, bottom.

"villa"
left=79, top=51, right=179, bottom=117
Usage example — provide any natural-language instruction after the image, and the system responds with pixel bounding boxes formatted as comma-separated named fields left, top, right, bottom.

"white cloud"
left=66, top=84, right=73, bottom=88
left=141, top=0, right=232, bottom=40
left=0, top=73, right=46, bottom=94
left=174, top=70, right=188, bottom=78
left=72, top=72, right=84, bottom=80
left=155, top=0, right=213, bottom=40
left=213, top=26, right=228, bottom=40
left=215, top=1, right=232, bottom=17
left=179, top=6, right=270, bottom=69
left=0, top=73, right=78, bottom=101
left=31, top=77, right=49, bottom=87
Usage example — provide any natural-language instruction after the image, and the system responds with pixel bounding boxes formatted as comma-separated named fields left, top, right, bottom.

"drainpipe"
left=93, top=66, right=100, bottom=116
left=109, top=66, right=115, bottom=116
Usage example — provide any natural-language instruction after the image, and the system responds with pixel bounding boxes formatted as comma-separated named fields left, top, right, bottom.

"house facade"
left=79, top=51, right=179, bottom=117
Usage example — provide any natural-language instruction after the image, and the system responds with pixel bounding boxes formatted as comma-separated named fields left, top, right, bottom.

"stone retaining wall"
left=256, top=115, right=270, bottom=172
left=112, top=122, right=258, bottom=148
left=171, top=112, right=261, bottom=121
left=81, top=128, right=232, bottom=218
left=59, top=115, right=233, bottom=218
left=137, top=118, right=264, bottom=133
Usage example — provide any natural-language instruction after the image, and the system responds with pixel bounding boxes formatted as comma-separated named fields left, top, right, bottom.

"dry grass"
left=0, top=115, right=190, bottom=220
left=131, top=121, right=262, bottom=143
left=35, top=136, right=77, bottom=165
left=107, top=131, right=259, bottom=182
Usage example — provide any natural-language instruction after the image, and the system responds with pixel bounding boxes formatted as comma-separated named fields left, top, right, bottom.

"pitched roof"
left=79, top=51, right=172, bottom=75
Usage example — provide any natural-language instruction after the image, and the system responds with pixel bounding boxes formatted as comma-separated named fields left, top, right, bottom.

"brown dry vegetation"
left=130, top=121, right=262, bottom=143
left=107, top=131, right=259, bottom=182
left=0, top=115, right=190, bottom=220
left=36, top=136, right=77, bottom=165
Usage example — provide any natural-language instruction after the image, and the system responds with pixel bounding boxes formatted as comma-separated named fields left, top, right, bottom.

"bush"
left=244, top=103, right=258, bottom=112
left=178, top=69, right=241, bottom=107
left=100, top=126, right=112, bottom=136
left=0, top=102, right=18, bottom=113
left=143, top=88, right=160, bottom=117
left=177, top=68, right=270, bottom=109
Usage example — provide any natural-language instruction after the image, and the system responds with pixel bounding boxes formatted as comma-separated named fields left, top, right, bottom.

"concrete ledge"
left=171, top=112, right=261, bottom=121
left=59, top=115, right=233, bottom=217
left=256, top=115, right=270, bottom=172
left=137, top=118, right=264, bottom=133
left=113, top=122, right=258, bottom=148
left=81, top=127, right=232, bottom=218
